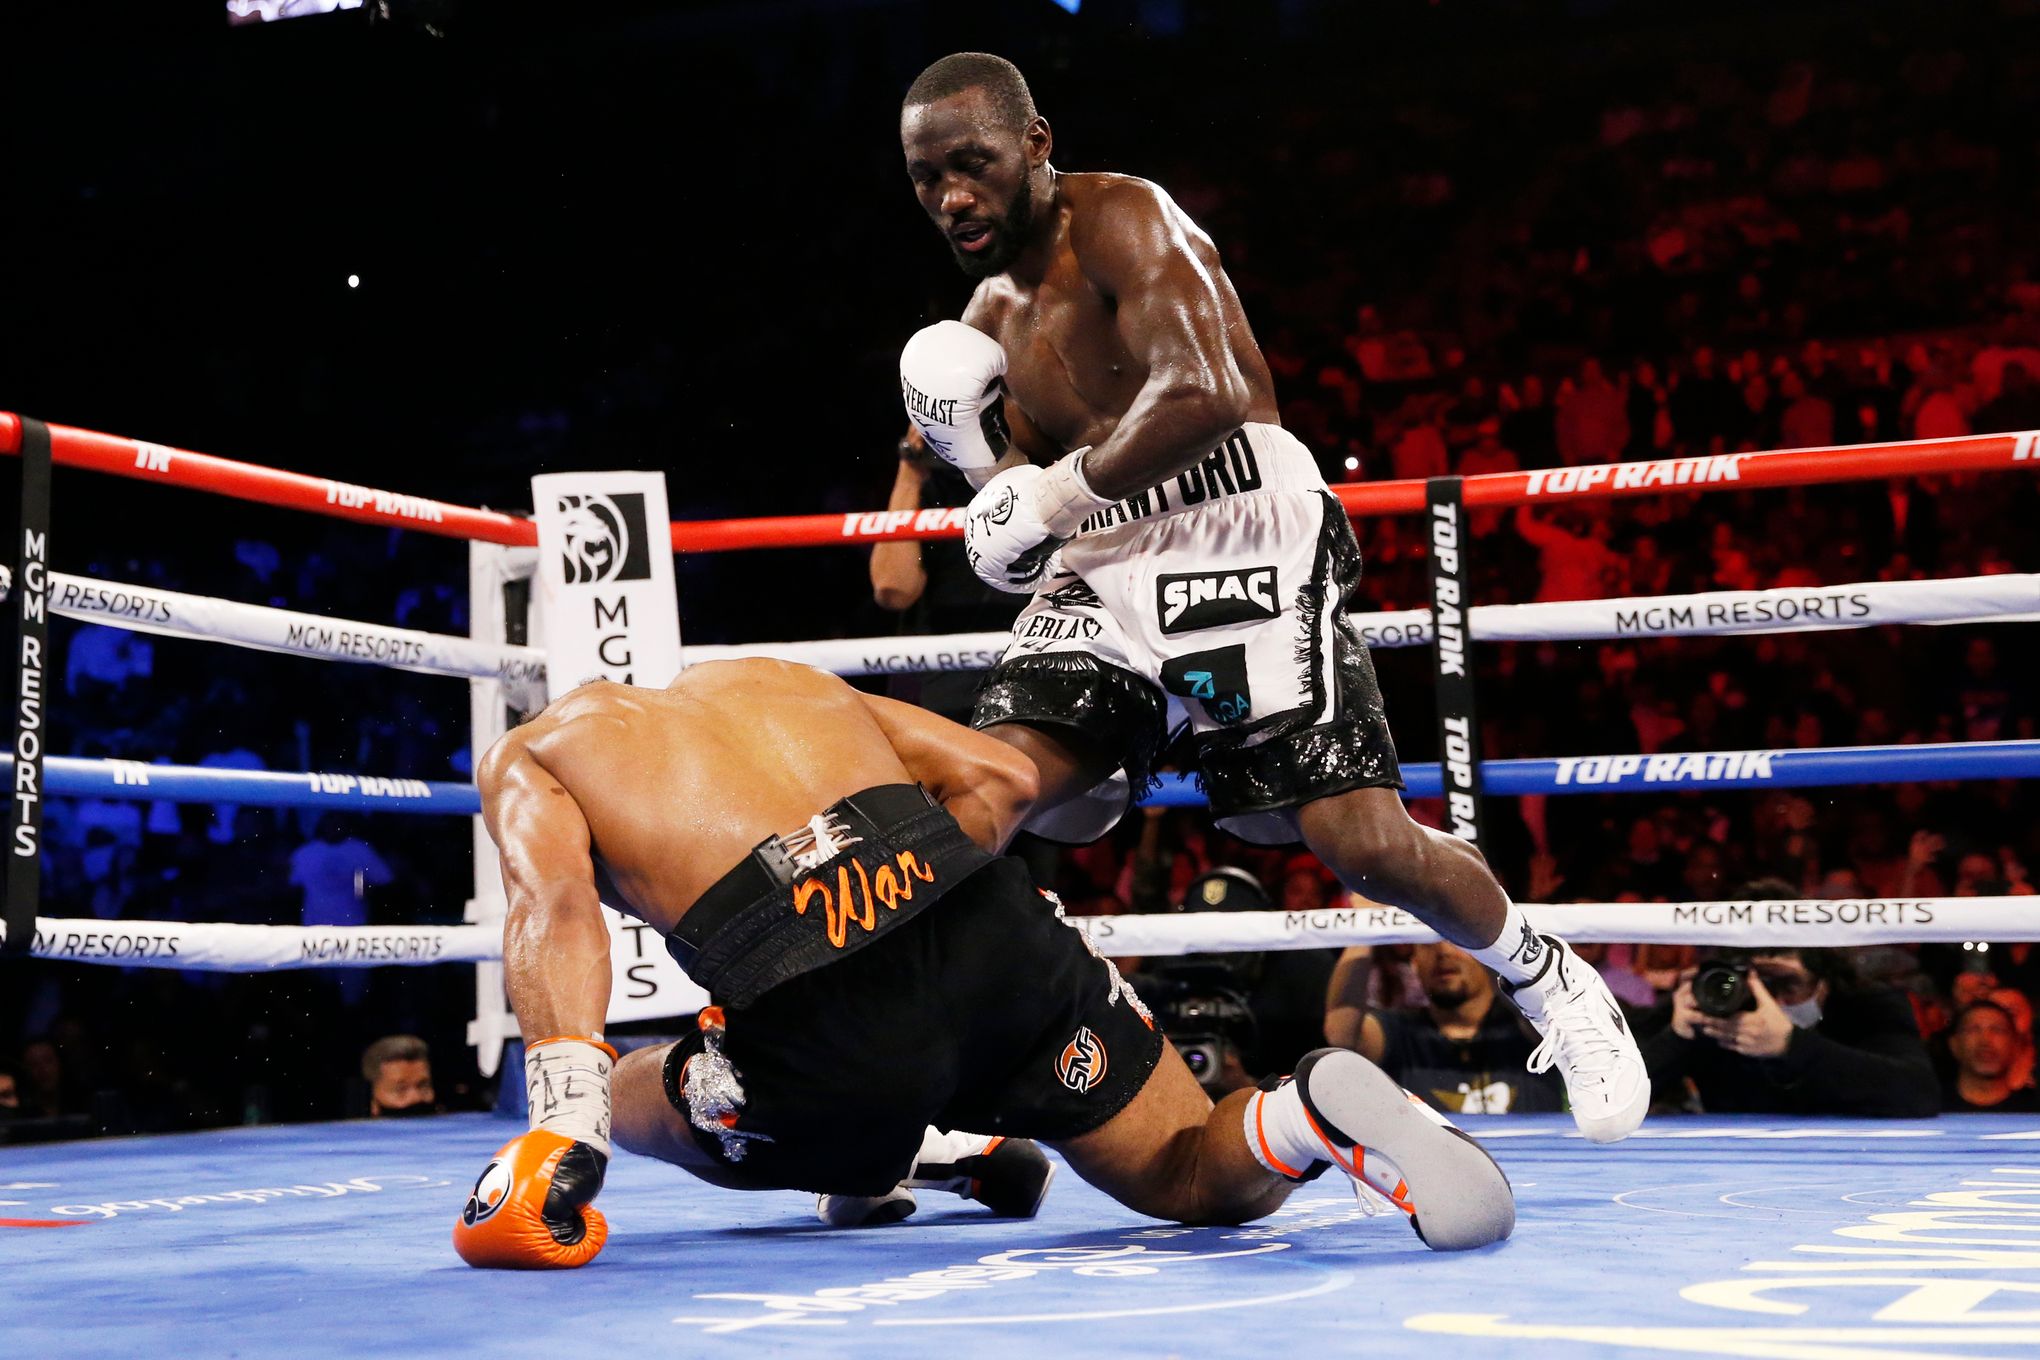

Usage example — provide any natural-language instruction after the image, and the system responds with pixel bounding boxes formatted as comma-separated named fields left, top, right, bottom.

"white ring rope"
left=13, top=897, right=2037, bottom=970
left=15, top=918, right=500, bottom=970
left=1356, top=571, right=2040, bottom=650
left=46, top=571, right=2033, bottom=694
left=49, top=572, right=548, bottom=708
left=680, top=573, right=2040, bottom=677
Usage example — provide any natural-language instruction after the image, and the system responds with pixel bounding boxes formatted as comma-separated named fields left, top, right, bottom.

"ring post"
left=465, top=540, right=538, bottom=1077
left=4, top=418, right=52, bottom=955
left=1425, top=475, right=1484, bottom=849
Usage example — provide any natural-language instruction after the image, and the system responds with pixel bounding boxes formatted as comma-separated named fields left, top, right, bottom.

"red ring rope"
left=5, top=412, right=2034, bottom=553
left=0, top=414, right=536, bottom=546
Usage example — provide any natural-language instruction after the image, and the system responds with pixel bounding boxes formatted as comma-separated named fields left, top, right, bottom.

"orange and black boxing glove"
left=454, top=1036, right=617, bottom=1269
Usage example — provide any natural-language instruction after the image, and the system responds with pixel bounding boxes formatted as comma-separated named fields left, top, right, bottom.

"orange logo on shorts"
left=1056, top=1026, right=1109, bottom=1094
left=792, top=850, right=937, bottom=949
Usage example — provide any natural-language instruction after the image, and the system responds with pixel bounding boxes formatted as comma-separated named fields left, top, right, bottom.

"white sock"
left=1245, top=1081, right=1426, bottom=1210
left=1242, top=1083, right=1333, bottom=1179
left=906, top=1127, right=998, bottom=1189
left=1468, top=898, right=1551, bottom=986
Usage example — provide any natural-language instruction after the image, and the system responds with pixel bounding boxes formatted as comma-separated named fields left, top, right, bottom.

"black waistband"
left=668, top=784, right=993, bottom=1008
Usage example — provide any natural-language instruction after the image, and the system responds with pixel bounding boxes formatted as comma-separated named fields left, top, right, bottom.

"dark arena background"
left=4, top=2, right=2040, bottom=1356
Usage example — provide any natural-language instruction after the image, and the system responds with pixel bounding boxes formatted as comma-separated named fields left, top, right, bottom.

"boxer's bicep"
left=480, top=743, right=610, bottom=1038
left=857, top=691, right=1010, bottom=795
left=480, top=744, right=598, bottom=910
left=1070, top=182, right=1252, bottom=495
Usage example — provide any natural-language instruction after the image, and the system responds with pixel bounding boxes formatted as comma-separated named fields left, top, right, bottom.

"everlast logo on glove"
left=901, top=379, right=961, bottom=429
left=1161, top=645, right=1253, bottom=726
left=1156, top=567, right=1278, bottom=635
left=555, top=493, right=652, bottom=585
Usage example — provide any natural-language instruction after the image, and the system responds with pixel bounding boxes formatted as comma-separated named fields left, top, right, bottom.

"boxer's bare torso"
left=478, top=660, right=1028, bottom=936
left=959, top=173, right=1279, bottom=461
left=959, top=172, right=1282, bottom=472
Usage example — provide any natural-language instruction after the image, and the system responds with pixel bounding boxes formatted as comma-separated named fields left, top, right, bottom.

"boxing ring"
left=6, top=1113, right=2040, bottom=1357
left=3, top=412, right=2040, bottom=1357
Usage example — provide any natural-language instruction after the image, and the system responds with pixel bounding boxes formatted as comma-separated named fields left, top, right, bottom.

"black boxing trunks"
left=661, top=790, right=1163, bottom=1195
left=665, top=783, right=990, bottom=1008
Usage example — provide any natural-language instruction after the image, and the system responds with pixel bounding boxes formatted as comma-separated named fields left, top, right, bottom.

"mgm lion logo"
left=556, top=493, right=650, bottom=585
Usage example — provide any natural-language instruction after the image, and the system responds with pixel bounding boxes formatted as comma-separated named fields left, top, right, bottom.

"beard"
left=950, top=173, right=1034, bottom=281
left=1426, top=979, right=1475, bottom=1009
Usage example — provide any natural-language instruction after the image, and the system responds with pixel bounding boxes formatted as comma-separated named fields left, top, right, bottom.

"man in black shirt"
left=1644, top=947, right=1938, bottom=1117
left=1943, top=1000, right=2040, bottom=1114
left=870, top=428, right=1025, bottom=722
left=1325, top=942, right=1564, bottom=1115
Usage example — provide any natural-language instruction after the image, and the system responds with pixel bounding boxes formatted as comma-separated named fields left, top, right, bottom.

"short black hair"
left=361, top=1033, right=429, bottom=1082
left=1716, top=945, right=1860, bottom=995
left=1955, top=998, right=2020, bottom=1031
left=903, top=52, right=1037, bottom=133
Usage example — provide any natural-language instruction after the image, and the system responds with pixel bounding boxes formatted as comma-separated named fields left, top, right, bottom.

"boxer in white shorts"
left=898, top=52, right=1649, bottom=1143
left=995, top=423, right=1392, bottom=848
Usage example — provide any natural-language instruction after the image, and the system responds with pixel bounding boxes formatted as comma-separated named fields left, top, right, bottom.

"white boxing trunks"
left=971, top=423, right=1402, bottom=845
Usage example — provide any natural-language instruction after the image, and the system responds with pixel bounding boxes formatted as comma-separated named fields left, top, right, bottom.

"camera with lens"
left=1132, top=867, right=1272, bottom=1094
left=1138, top=963, right=1258, bottom=1097
left=1690, top=957, right=1755, bottom=1017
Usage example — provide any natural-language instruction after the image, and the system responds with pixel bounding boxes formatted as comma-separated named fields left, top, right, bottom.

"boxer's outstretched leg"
left=1053, top=1043, right=1514, bottom=1250
left=1054, top=1043, right=1290, bottom=1226
left=1297, top=787, right=1649, bottom=1144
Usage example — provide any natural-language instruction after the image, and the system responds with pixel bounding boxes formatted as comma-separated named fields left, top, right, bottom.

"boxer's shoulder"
left=963, top=274, right=1019, bottom=336
left=1064, top=173, right=1179, bottom=232
left=480, top=679, right=653, bottom=774
left=1065, top=173, right=1214, bottom=282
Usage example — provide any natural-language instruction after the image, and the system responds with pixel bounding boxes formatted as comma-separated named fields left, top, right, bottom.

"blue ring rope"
left=1143, top=739, right=2040, bottom=806
left=12, top=738, right=2037, bottom=816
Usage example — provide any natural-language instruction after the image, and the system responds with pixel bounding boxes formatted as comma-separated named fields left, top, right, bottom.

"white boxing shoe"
left=816, top=1134, right=1055, bottom=1227
left=1289, top=1047, right=1516, bottom=1251
left=817, top=1185, right=917, bottom=1227
left=1502, top=934, right=1650, bottom=1143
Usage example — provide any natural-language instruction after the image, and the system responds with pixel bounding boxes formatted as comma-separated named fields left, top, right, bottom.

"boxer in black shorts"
left=453, top=659, right=1512, bottom=1269
left=659, top=821, right=1162, bottom=1197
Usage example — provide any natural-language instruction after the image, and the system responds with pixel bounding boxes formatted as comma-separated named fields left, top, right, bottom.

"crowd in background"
left=5, top=1, right=2040, bottom=1141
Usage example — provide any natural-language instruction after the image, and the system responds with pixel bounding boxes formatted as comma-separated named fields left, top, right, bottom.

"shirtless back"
left=479, top=658, right=1037, bottom=938
left=458, top=656, right=1513, bottom=1269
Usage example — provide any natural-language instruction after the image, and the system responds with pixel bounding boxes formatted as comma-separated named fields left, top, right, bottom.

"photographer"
left=1324, top=942, right=1564, bottom=1115
left=1646, top=943, right=1938, bottom=1117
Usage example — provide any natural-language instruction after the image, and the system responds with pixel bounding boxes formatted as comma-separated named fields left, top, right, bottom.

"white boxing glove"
left=900, top=321, right=1011, bottom=489
left=964, top=449, right=1116, bottom=593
